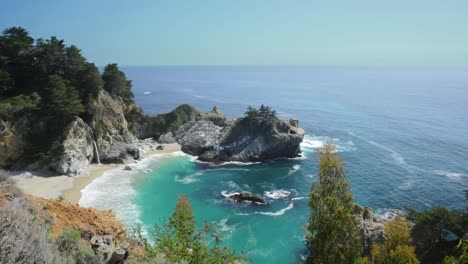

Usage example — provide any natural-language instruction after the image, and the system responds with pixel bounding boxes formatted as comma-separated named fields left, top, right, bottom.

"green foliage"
left=306, top=144, right=361, bottom=264
left=42, top=75, right=84, bottom=117
left=443, top=240, right=468, bottom=264
left=57, top=227, right=81, bottom=252
left=137, top=196, right=245, bottom=264
left=244, top=104, right=277, bottom=120
left=406, top=206, right=467, bottom=262
left=74, top=244, right=102, bottom=264
left=76, top=62, right=102, bottom=101
left=102, top=63, right=134, bottom=103
left=0, top=92, right=40, bottom=120
left=370, top=217, right=419, bottom=264
left=149, top=104, right=200, bottom=137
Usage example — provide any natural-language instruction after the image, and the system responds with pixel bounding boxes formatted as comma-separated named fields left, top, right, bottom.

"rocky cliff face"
left=0, top=90, right=142, bottom=175
left=175, top=107, right=304, bottom=162
left=0, top=119, right=27, bottom=168
left=353, top=204, right=386, bottom=256
left=48, top=117, right=94, bottom=176
left=88, top=90, right=140, bottom=164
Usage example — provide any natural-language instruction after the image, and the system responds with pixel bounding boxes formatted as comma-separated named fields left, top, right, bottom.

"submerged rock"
left=227, top=192, right=267, bottom=205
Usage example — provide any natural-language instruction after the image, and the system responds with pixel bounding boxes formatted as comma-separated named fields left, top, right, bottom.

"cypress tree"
left=306, top=144, right=361, bottom=263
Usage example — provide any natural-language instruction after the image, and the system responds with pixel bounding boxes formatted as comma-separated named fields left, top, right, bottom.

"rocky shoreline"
left=1, top=102, right=305, bottom=176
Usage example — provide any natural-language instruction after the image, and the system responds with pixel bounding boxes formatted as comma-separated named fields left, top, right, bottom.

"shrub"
left=57, top=228, right=81, bottom=252
left=0, top=198, right=56, bottom=263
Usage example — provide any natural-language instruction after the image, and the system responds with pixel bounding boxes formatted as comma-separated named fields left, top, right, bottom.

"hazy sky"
left=1, top=0, right=468, bottom=66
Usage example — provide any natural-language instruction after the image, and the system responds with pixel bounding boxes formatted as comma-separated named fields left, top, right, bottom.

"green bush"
left=57, top=228, right=81, bottom=252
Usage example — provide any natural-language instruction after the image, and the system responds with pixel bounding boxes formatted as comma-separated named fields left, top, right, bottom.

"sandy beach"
left=12, top=143, right=181, bottom=204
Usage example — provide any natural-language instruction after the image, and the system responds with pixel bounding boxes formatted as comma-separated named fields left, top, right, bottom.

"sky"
left=1, top=0, right=468, bottom=67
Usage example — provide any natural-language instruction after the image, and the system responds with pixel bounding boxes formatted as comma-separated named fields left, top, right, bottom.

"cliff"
left=174, top=106, right=305, bottom=162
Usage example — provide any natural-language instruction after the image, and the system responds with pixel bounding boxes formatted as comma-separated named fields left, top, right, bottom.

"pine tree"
left=306, top=144, right=361, bottom=264
left=43, top=75, right=84, bottom=117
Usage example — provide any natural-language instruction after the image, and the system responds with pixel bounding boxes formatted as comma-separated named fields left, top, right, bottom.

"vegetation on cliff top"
left=0, top=26, right=135, bottom=162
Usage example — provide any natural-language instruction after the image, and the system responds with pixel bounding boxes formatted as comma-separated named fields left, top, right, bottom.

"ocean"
left=80, top=66, right=468, bottom=263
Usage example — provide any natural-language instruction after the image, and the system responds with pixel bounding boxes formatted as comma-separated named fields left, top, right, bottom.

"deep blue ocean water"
left=81, top=66, right=468, bottom=263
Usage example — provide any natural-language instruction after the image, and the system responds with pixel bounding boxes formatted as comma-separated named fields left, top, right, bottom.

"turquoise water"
left=81, top=67, right=468, bottom=263
left=134, top=156, right=311, bottom=263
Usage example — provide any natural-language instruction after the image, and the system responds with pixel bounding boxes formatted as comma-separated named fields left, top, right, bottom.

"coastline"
left=12, top=143, right=181, bottom=204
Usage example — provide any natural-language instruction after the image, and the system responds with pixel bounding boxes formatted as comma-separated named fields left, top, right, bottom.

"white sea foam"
left=79, top=167, right=142, bottom=228
left=174, top=172, right=203, bottom=184
left=288, top=164, right=302, bottom=175
left=348, top=132, right=425, bottom=174
left=264, top=190, right=291, bottom=199
left=375, top=208, right=405, bottom=221
left=79, top=151, right=188, bottom=228
left=301, top=135, right=356, bottom=153
left=143, top=91, right=151, bottom=95
left=217, top=218, right=236, bottom=234
left=291, top=197, right=306, bottom=201
left=221, top=190, right=241, bottom=198
left=434, top=170, right=466, bottom=179
left=236, top=203, right=294, bottom=217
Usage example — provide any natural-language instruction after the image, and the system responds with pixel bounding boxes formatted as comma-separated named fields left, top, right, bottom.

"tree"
left=145, top=196, right=245, bottom=263
left=0, top=27, right=34, bottom=59
left=406, top=206, right=467, bottom=262
left=102, top=63, right=133, bottom=103
left=0, top=27, right=35, bottom=96
left=370, top=217, right=419, bottom=264
left=306, top=144, right=361, bottom=263
left=42, top=75, right=84, bottom=117
left=34, top=37, right=67, bottom=77
left=76, top=62, right=102, bottom=101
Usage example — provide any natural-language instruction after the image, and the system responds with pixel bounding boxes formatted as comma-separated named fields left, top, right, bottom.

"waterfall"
left=91, top=130, right=101, bottom=165
left=93, top=139, right=101, bottom=164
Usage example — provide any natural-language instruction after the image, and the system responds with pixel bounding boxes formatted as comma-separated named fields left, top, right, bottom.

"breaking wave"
left=301, top=135, right=356, bottom=153
left=236, top=203, right=294, bottom=217
left=264, top=190, right=292, bottom=199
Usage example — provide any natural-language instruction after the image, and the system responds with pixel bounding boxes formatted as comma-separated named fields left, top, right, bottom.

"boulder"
left=228, top=192, right=267, bottom=205
left=49, top=117, right=94, bottom=176
left=156, top=145, right=164, bottom=150
left=158, top=132, right=176, bottom=144
left=353, top=204, right=386, bottom=256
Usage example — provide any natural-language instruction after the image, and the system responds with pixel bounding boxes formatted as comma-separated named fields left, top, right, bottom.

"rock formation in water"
left=226, top=192, right=267, bottom=205
left=174, top=106, right=305, bottom=162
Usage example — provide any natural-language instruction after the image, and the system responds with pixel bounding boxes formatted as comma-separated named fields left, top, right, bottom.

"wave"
left=348, top=132, right=424, bottom=173
left=301, top=135, right=356, bottom=153
left=236, top=203, right=294, bottom=217
left=174, top=172, right=203, bottom=184
left=79, top=167, right=142, bottom=228
left=221, top=190, right=241, bottom=198
left=375, top=208, right=405, bottom=221
left=434, top=170, right=466, bottom=179
left=264, top=190, right=291, bottom=199
left=288, top=164, right=302, bottom=175
left=191, top=158, right=260, bottom=166
left=80, top=150, right=189, bottom=228
left=143, top=91, right=151, bottom=95
left=291, top=196, right=306, bottom=201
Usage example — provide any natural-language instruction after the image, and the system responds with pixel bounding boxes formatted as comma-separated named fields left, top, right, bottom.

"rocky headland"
left=173, top=106, right=305, bottom=162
